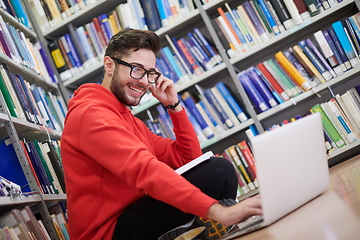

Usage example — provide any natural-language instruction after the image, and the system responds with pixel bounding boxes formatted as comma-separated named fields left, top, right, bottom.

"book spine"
left=302, top=0, right=321, bottom=17
left=237, top=70, right=269, bottom=113
left=275, top=51, right=312, bottom=91
left=258, top=0, right=280, bottom=35
left=181, top=92, right=215, bottom=139
left=238, top=141, right=257, bottom=176
left=268, top=0, right=294, bottom=30
left=139, top=0, right=162, bottom=31
left=215, top=82, right=248, bottom=122
left=247, top=66, right=278, bottom=107
left=306, top=38, right=336, bottom=78
left=243, top=1, right=269, bottom=42
left=203, top=88, right=234, bottom=129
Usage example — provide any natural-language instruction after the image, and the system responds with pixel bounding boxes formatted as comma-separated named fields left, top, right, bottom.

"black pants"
left=112, top=157, right=238, bottom=240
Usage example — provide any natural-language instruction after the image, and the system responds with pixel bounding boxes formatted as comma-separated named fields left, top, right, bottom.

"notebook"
left=222, top=113, right=330, bottom=239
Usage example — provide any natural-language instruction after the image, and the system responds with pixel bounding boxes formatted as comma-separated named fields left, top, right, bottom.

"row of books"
left=0, top=202, right=68, bottom=240
left=146, top=81, right=249, bottom=143
left=0, top=13, right=58, bottom=83
left=0, top=136, right=65, bottom=195
left=157, top=28, right=223, bottom=85
left=0, top=0, right=32, bottom=29
left=0, top=63, right=67, bottom=131
left=245, top=84, right=360, bottom=154
left=310, top=85, right=360, bottom=153
left=27, top=0, right=98, bottom=32
left=214, top=0, right=342, bottom=57
left=219, top=140, right=259, bottom=196
left=237, top=15, right=360, bottom=114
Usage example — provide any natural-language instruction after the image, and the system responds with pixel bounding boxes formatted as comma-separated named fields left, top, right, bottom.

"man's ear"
left=104, top=56, right=115, bottom=76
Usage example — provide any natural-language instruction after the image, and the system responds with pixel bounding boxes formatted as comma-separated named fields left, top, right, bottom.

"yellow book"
left=275, top=51, right=312, bottom=91
left=228, top=146, right=255, bottom=190
left=108, top=14, right=120, bottom=35
left=44, top=0, right=62, bottom=24
left=292, top=45, right=326, bottom=84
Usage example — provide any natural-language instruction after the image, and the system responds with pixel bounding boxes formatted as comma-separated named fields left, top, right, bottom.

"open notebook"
left=222, top=113, right=330, bottom=239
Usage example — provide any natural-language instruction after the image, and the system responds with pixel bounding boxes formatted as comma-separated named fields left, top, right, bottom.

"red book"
left=91, top=17, right=107, bottom=49
left=237, top=141, right=257, bottom=175
left=256, top=62, right=289, bottom=101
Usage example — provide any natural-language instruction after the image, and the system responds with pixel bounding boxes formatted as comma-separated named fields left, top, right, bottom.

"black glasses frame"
left=110, top=57, right=161, bottom=84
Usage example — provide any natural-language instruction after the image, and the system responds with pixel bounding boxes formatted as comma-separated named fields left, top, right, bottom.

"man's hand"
left=207, top=195, right=262, bottom=226
left=149, top=75, right=181, bottom=112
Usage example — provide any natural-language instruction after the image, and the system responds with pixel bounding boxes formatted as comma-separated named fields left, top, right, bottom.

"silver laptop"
left=222, top=113, right=330, bottom=239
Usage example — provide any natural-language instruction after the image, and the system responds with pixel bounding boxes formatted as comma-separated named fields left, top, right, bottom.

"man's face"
left=110, top=49, right=157, bottom=106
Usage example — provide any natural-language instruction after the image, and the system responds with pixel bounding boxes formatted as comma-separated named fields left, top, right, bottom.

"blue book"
left=242, top=1, right=269, bottom=42
left=187, top=32, right=213, bottom=68
left=332, top=21, right=359, bottom=68
left=75, top=26, right=96, bottom=62
left=327, top=27, right=351, bottom=70
left=298, top=40, right=331, bottom=81
left=139, top=0, right=162, bottom=31
left=64, top=33, right=82, bottom=69
left=98, top=14, right=113, bottom=41
left=253, top=67, right=284, bottom=104
left=30, top=84, right=55, bottom=129
left=215, top=81, right=248, bottom=122
left=283, top=49, right=314, bottom=85
left=203, top=88, right=234, bottom=129
left=181, top=92, right=215, bottom=139
left=156, top=104, right=175, bottom=140
left=16, top=74, right=42, bottom=125
left=257, top=0, right=280, bottom=35
left=232, top=9, right=254, bottom=45
left=198, top=100, right=222, bottom=133
left=224, top=11, right=249, bottom=50
left=161, top=46, right=185, bottom=81
left=157, top=55, right=177, bottom=81
left=237, top=70, right=269, bottom=113
left=322, top=29, right=347, bottom=72
left=247, top=67, right=277, bottom=108
left=171, top=37, right=194, bottom=75
left=129, top=0, right=148, bottom=30
left=9, top=0, right=31, bottom=28
left=0, top=138, right=31, bottom=193
left=306, top=38, right=336, bottom=79
left=155, top=0, right=168, bottom=27
left=342, top=18, right=360, bottom=56
left=184, top=38, right=207, bottom=72
left=193, top=28, right=222, bottom=64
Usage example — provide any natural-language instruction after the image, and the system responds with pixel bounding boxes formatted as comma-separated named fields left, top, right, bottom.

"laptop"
left=221, top=113, right=330, bottom=239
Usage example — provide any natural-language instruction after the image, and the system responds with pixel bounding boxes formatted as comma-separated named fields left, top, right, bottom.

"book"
left=331, top=21, right=359, bottom=68
left=313, top=30, right=343, bottom=76
left=237, top=141, right=257, bottom=176
left=310, top=104, right=346, bottom=148
left=267, top=0, right=295, bottom=30
left=243, top=1, right=269, bottom=42
left=339, top=91, right=360, bottom=130
left=275, top=51, right=312, bottom=91
left=227, top=145, right=255, bottom=190
left=335, top=93, right=360, bottom=134
left=237, top=70, right=269, bottom=113
left=282, top=0, right=303, bottom=25
left=253, top=66, right=284, bottom=104
left=256, top=62, right=289, bottom=101
left=297, top=40, right=332, bottom=81
left=257, top=0, right=280, bottom=35
left=342, top=18, right=360, bottom=57
left=327, top=27, right=351, bottom=71
left=292, top=0, right=311, bottom=21
left=181, top=91, right=215, bottom=139
left=210, top=86, right=241, bottom=126
left=246, top=66, right=278, bottom=107
left=215, top=81, right=248, bottom=123
left=249, top=0, right=273, bottom=38
left=175, top=151, right=214, bottom=174
left=139, top=0, right=162, bottom=31
left=9, top=0, right=31, bottom=28
left=48, top=41, right=72, bottom=81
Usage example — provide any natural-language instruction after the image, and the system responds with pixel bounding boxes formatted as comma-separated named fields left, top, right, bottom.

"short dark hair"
left=104, top=28, right=161, bottom=59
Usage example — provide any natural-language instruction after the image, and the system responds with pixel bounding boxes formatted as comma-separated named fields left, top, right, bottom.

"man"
left=61, top=28, right=262, bottom=240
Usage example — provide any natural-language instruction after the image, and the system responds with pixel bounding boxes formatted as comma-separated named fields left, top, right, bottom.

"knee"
left=209, top=157, right=237, bottom=179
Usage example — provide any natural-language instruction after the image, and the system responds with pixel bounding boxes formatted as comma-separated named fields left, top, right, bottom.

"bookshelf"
left=8, top=0, right=359, bottom=237
left=0, top=1, right=68, bottom=239
left=28, top=0, right=360, bottom=163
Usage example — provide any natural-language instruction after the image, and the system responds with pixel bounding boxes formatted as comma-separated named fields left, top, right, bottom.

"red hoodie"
left=61, top=84, right=218, bottom=240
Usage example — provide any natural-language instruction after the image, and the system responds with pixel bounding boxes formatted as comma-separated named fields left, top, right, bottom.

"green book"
left=251, top=0, right=273, bottom=35
left=0, top=71, right=17, bottom=118
left=266, top=59, right=300, bottom=97
left=310, top=104, right=346, bottom=148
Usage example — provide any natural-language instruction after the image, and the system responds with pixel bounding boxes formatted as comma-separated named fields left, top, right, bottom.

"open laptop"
left=221, top=113, right=330, bottom=239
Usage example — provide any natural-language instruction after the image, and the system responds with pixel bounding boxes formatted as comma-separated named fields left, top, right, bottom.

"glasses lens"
left=131, top=66, right=146, bottom=79
left=147, top=72, right=159, bottom=83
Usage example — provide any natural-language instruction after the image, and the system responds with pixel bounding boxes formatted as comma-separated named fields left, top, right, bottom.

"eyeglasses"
left=110, top=57, right=161, bottom=84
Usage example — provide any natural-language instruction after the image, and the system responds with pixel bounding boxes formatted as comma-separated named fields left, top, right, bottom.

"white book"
left=340, top=91, right=360, bottom=130
left=335, top=94, right=360, bottom=135
left=175, top=151, right=214, bottom=175
left=210, top=86, right=240, bottom=126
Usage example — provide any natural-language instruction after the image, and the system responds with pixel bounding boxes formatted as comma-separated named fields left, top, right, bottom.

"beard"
left=110, top=67, right=147, bottom=106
